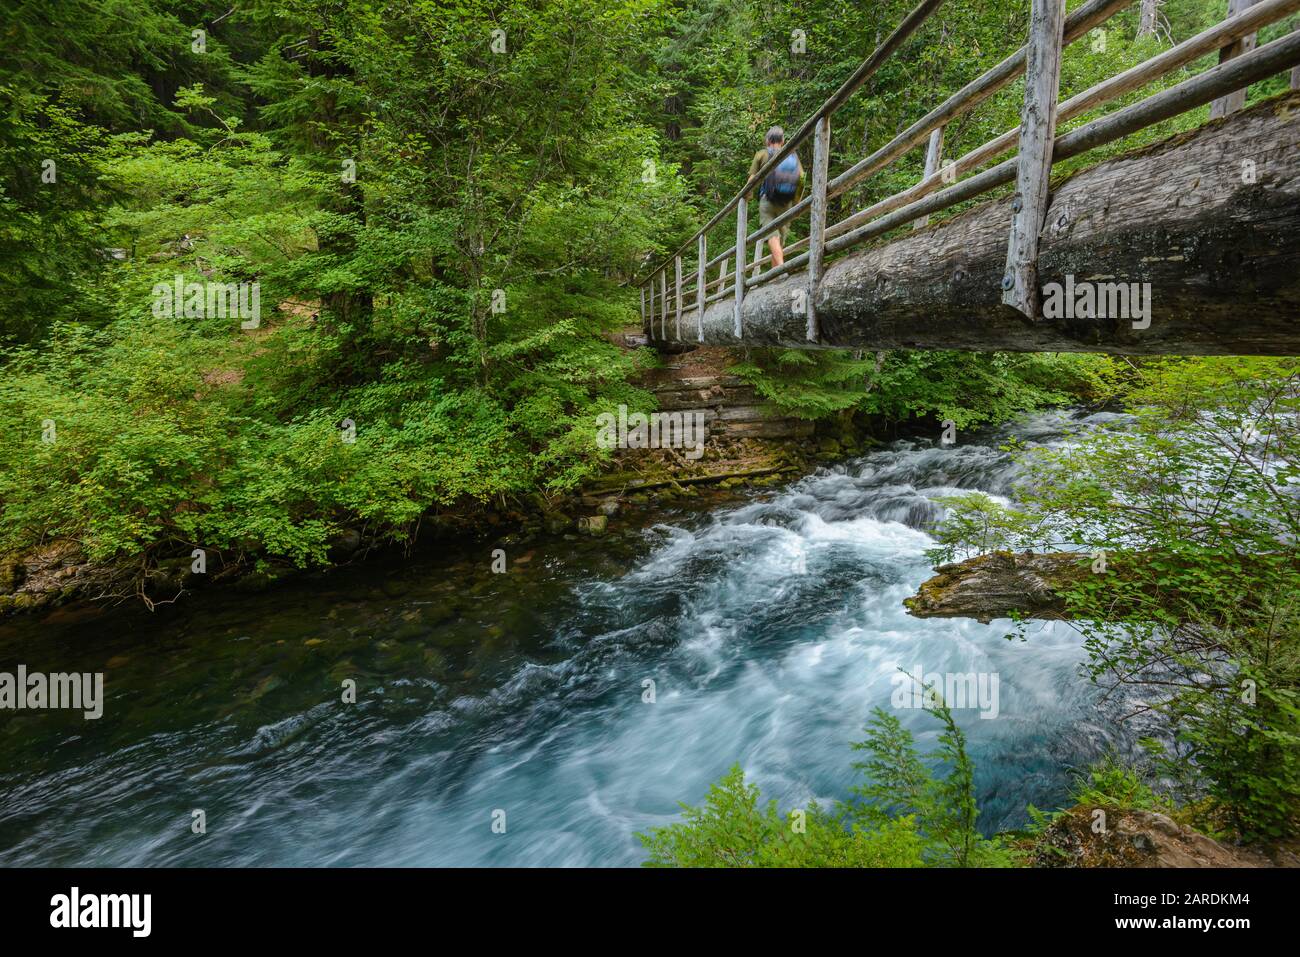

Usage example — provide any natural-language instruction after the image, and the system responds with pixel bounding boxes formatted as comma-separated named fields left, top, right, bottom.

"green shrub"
left=638, top=694, right=1017, bottom=867
left=928, top=358, right=1300, bottom=841
left=638, top=766, right=928, bottom=868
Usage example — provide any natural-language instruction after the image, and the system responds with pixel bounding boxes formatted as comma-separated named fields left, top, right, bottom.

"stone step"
left=656, top=386, right=759, bottom=410
left=718, top=419, right=814, bottom=438
left=715, top=405, right=779, bottom=423
left=649, top=375, right=746, bottom=392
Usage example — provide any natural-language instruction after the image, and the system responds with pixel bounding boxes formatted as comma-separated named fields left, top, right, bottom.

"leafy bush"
left=1151, top=664, right=1300, bottom=842
left=1023, top=755, right=1178, bottom=844
left=639, top=694, right=1017, bottom=867
left=637, top=766, right=928, bottom=867
left=0, top=1, right=676, bottom=577
left=1069, top=755, right=1177, bottom=814
left=734, top=348, right=1108, bottom=426
left=924, top=492, right=1034, bottom=565
left=850, top=701, right=1017, bottom=867
left=731, top=349, right=877, bottom=420
left=929, top=358, right=1300, bottom=840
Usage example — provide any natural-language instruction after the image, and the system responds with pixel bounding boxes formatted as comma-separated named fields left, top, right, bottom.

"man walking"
left=746, top=126, right=804, bottom=270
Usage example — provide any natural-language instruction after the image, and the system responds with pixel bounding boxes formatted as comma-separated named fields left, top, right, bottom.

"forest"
left=0, top=0, right=1297, bottom=870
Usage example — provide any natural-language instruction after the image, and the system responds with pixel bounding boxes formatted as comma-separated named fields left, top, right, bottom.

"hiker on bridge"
left=747, top=126, right=804, bottom=270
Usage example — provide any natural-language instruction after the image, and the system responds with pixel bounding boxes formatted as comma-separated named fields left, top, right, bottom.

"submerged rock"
left=578, top=515, right=609, bottom=535
left=544, top=513, right=572, bottom=534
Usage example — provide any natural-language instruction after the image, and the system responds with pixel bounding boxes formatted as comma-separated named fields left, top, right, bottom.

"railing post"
left=1138, top=0, right=1160, bottom=37
left=659, top=269, right=667, bottom=340
left=734, top=196, right=747, bottom=337
left=648, top=275, right=655, bottom=338
left=640, top=284, right=646, bottom=332
left=674, top=255, right=683, bottom=341
left=913, top=126, right=944, bottom=230
left=806, top=114, right=831, bottom=342
left=1294, top=19, right=1300, bottom=90
left=696, top=234, right=707, bottom=341
left=1002, top=0, right=1066, bottom=320
left=1209, top=0, right=1261, bottom=119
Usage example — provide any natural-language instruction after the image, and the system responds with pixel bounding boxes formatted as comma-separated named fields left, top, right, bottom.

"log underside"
left=658, top=92, right=1300, bottom=356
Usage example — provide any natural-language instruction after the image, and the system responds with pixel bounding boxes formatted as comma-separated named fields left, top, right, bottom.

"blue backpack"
left=762, top=147, right=800, bottom=202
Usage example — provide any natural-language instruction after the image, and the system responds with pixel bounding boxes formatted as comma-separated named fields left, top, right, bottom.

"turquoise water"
left=0, top=410, right=1144, bottom=866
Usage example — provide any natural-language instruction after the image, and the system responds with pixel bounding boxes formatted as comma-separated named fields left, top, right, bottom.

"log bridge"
left=636, top=0, right=1300, bottom=356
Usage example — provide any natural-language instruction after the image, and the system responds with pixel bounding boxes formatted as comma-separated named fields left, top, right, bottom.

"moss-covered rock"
left=578, top=514, right=609, bottom=535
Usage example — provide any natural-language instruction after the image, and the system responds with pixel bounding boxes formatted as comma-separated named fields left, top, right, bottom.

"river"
left=0, top=408, right=1146, bottom=866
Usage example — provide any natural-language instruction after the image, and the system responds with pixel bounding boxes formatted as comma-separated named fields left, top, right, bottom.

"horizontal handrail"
left=745, top=0, right=1133, bottom=253
left=827, top=0, right=1130, bottom=203
left=816, top=0, right=1300, bottom=253
left=799, top=29, right=1300, bottom=265
left=635, top=0, right=947, bottom=286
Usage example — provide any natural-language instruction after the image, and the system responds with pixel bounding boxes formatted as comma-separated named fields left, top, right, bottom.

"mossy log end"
left=903, top=551, right=1094, bottom=624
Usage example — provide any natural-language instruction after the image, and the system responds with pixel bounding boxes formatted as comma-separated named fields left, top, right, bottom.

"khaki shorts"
left=759, top=196, right=792, bottom=242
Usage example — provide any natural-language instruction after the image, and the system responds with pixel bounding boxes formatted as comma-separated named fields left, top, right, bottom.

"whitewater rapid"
left=0, top=409, right=1144, bottom=866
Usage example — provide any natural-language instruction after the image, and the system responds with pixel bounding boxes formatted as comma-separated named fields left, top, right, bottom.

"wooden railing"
left=637, top=0, right=1300, bottom=343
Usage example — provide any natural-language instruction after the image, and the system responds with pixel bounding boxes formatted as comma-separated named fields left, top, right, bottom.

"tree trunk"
left=306, top=28, right=372, bottom=333
left=1138, top=0, right=1163, bottom=38
left=1293, top=18, right=1300, bottom=89
left=903, top=552, right=1093, bottom=623
left=903, top=550, right=1281, bottom=624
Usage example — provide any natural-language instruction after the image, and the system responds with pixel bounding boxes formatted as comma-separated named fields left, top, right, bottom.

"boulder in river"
left=904, top=551, right=1084, bottom=623
left=578, top=515, right=609, bottom=535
